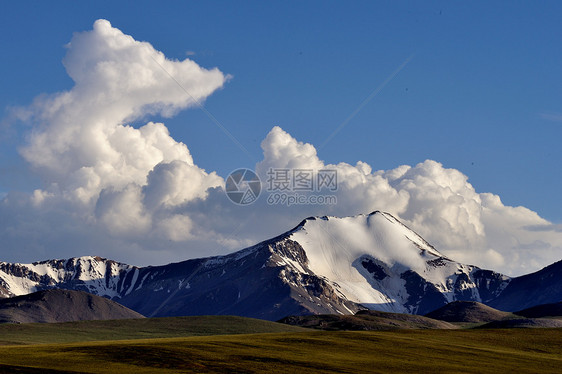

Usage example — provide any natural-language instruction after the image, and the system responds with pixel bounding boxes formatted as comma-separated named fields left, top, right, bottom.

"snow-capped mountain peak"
left=0, top=256, right=137, bottom=298
left=0, top=212, right=527, bottom=319
left=291, top=211, right=444, bottom=272
left=283, top=211, right=509, bottom=313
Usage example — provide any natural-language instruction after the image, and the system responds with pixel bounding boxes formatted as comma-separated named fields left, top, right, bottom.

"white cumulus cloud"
left=251, top=126, right=562, bottom=275
left=20, top=19, right=225, bottom=205
left=1, top=20, right=560, bottom=277
left=1, top=19, right=226, bottom=263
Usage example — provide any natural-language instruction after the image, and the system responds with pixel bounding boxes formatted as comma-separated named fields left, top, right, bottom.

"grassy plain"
left=0, top=315, right=305, bottom=345
left=0, top=318, right=560, bottom=373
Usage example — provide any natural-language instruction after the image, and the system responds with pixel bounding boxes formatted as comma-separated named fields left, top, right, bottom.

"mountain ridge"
left=0, top=289, right=144, bottom=323
left=0, top=211, right=559, bottom=320
left=424, top=301, right=512, bottom=323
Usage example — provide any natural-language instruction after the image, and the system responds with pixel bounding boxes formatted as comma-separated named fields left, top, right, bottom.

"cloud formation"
left=2, top=20, right=225, bottom=263
left=24, top=20, right=223, bottom=228
left=1, top=20, right=561, bottom=276
left=254, top=127, right=561, bottom=275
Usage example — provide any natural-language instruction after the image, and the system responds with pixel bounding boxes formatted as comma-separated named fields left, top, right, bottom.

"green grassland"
left=0, top=318, right=560, bottom=373
left=0, top=315, right=305, bottom=345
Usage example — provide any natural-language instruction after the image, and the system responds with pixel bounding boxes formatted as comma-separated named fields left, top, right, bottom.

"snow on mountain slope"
left=0, top=211, right=515, bottom=319
left=0, top=256, right=137, bottom=298
left=287, top=211, right=510, bottom=314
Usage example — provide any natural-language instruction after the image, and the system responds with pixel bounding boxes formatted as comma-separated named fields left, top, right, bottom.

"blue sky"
left=0, top=2, right=561, bottom=274
left=2, top=1, right=561, bottom=221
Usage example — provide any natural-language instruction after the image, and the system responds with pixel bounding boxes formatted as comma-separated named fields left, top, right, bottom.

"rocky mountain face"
left=487, top=259, right=562, bottom=312
left=0, top=256, right=136, bottom=299
left=0, top=211, right=558, bottom=320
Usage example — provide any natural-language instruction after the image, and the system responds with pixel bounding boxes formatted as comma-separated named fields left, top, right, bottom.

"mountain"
left=0, top=256, right=136, bottom=299
left=514, top=302, right=562, bottom=318
left=0, top=211, right=558, bottom=321
left=479, top=318, right=562, bottom=329
left=424, top=301, right=511, bottom=323
left=282, top=212, right=509, bottom=315
left=279, top=310, right=456, bottom=331
left=0, top=289, right=144, bottom=323
left=487, top=260, right=562, bottom=312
